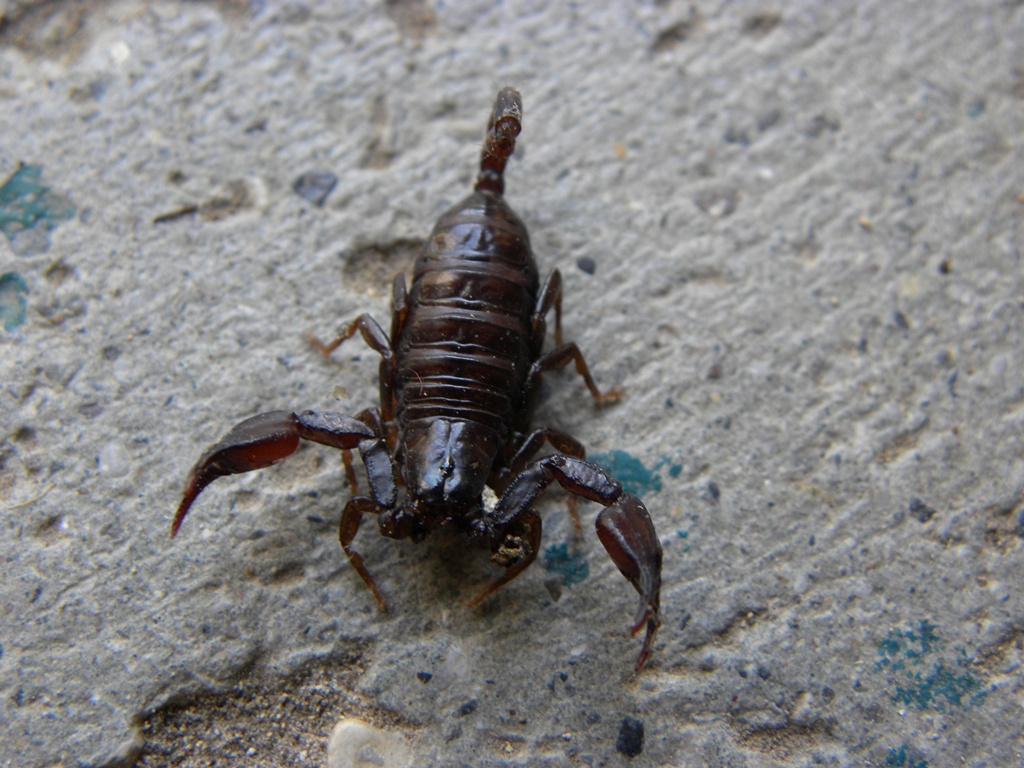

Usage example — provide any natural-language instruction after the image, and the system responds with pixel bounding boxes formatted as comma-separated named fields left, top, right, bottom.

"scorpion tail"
left=475, top=87, right=523, bottom=196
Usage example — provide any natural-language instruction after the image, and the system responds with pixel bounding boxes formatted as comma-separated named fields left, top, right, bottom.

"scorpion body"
left=172, top=89, right=663, bottom=671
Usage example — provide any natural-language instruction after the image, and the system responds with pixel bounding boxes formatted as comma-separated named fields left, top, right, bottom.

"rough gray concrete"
left=1, top=1, right=1022, bottom=766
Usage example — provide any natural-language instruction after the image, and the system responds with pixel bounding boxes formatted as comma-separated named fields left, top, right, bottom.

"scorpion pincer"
left=172, top=88, right=663, bottom=671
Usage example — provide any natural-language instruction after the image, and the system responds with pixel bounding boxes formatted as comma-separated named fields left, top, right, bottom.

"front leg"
left=172, top=409, right=388, bottom=535
left=339, top=497, right=389, bottom=611
left=466, top=510, right=542, bottom=609
left=485, top=454, right=662, bottom=672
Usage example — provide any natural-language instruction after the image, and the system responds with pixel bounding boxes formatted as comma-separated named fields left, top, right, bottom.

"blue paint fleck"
left=589, top=450, right=663, bottom=496
left=966, top=99, right=985, bottom=119
left=874, top=621, right=988, bottom=712
left=543, top=542, right=589, bottom=586
left=0, top=273, right=28, bottom=331
left=0, top=165, right=75, bottom=256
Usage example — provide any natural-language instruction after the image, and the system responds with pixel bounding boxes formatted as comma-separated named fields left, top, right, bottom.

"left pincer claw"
left=595, top=492, right=663, bottom=672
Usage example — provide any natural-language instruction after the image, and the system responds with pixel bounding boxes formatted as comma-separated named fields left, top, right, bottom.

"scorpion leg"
left=306, top=313, right=397, bottom=424
left=340, top=432, right=398, bottom=610
left=172, top=410, right=376, bottom=535
left=486, top=454, right=662, bottom=672
left=340, top=407, right=387, bottom=495
left=523, top=342, right=623, bottom=411
left=339, top=497, right=389, bottom=611
left=531, top=268, right=564, bottom=347
left=337, top=428, right=399, bottom=610
left=466, top=510, right=542, bottom=609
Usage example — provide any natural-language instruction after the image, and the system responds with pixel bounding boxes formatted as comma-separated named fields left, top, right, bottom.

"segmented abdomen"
left=395, top=190, right=538, bottom=436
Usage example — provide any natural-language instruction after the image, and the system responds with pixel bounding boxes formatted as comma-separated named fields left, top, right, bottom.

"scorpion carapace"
left=172, top=88, right=663, bottom=672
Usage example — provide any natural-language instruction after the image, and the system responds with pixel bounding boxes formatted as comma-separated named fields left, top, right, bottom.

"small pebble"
left=98, top=441, right=131, bottom=478
left=327, top=718, right=410, bottom=768
left=576, top=256, right=596, bottom=274
left=908, top=497, right=936, bottom=523
left=293, top=170, right=338, bottom=206
left=694, top=187, right=738, bottom=218
left=706, top=481, right=720, bottom=502
left=433, top=642, right=469, bottom=690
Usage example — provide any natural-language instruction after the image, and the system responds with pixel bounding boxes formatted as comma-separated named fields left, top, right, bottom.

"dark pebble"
left=293, top=170, right=338, bottom=206
left=908, top=497, right=936, bottom=523
left=616, top=716, right=644, bottom=758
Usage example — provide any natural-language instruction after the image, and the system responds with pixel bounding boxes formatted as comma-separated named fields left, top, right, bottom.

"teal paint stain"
left=874, top=621, right=989, bottom=712
left=892, top=653, right=988, bottom=711
left=875, top=620, right=941, bottom=672
left=589, top=450, right=668, bottom=497
left=543, top=542, right=589, bottom=586
left=886, top=745, right=928, bottom=768
left=0, top=165, right=75, bottom=256
left=0, top=273, right=28, bottom=331
left=675, top=529, right=690, bottom=552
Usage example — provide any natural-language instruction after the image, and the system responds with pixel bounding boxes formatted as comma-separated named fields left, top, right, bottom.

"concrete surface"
left=1, top=0, right=1023, bottom=766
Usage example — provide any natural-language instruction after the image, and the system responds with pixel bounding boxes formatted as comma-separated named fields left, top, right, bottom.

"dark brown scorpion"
left=172, top=88, right=663, bottom=671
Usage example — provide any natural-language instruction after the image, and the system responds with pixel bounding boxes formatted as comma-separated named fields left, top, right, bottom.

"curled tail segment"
left=475, top=87, right=523, bottom=196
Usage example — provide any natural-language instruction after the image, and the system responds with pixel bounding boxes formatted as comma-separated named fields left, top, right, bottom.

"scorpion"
left=172, top=88, right=663, bottom=671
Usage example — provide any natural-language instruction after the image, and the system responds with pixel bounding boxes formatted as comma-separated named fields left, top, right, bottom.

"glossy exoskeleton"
left=172, top=88, right=663, bottom=671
